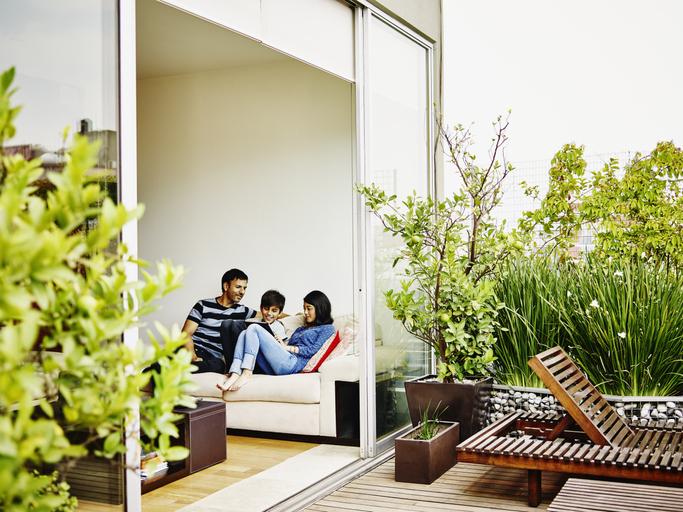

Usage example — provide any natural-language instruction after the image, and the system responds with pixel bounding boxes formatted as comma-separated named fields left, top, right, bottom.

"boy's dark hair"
left=261, top=289, right=286, bottom=311
left=221, top=268, right=248, bottom=289
left=303, top=290, right=333, bottom=326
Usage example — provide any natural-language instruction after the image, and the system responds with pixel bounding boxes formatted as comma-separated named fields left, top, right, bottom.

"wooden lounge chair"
left=456, top=346, right=683, bottom=507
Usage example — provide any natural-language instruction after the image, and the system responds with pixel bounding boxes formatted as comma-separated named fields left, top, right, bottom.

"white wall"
left=137, top=61, right=354, bottom=331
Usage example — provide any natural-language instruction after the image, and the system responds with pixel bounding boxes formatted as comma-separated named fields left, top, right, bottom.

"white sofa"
left=188, top=315, right=360, bottom=439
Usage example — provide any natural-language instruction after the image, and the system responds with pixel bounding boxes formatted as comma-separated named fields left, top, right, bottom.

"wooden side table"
left=142, top=400, right=226, bottom=493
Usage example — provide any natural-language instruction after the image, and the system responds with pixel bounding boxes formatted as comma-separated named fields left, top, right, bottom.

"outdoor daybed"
left=456, top=346, right=683, bottom=506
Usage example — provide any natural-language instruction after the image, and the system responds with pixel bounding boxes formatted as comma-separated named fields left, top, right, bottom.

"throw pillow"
left=301, top=330, right=341, bottom=373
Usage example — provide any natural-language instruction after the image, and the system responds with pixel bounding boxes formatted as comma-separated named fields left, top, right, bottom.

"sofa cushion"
left=301, top=330, right=340, bottom=373
left=329, top=315, right=357, bottom=358
left=280, top=314, right=305, bottom=335
left=189, top=371, right=320, bottom=403
left=224, top=373, right=320, bottom=403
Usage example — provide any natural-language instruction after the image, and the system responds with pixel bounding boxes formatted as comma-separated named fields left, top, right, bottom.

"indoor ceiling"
left=137, top=0, right=288, bottom=79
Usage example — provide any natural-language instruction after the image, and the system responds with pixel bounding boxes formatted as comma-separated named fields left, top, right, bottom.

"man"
left=182, top=268, right=256, bottom=373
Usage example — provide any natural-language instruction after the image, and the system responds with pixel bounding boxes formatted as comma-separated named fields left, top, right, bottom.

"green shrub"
left=495, top=258, right=683, bottom=396
left=0, top=67, right=195, bottom=510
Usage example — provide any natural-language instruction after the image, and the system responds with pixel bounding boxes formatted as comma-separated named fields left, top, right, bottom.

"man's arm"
left=181, top=319, right=201, bottom=361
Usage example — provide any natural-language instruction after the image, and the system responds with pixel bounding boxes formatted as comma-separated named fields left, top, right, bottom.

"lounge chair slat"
left=611, top=423, right=634, bottom=446
left=593, top=444, right=612, bottom=462
left=528, top=346, right=634, bottom=447
left=625, top=448, right=642, bottom=465
left=636, top=448, right=652, bottom=466
left=538, top=346, right=563, bottom=361
left=582, top=444, right=602, bottom=462
left=492, top=437, right=519, bottom=454
left=543, top=439, right=566, bottom=457
left=471, top=434, right=502, bottom=452
left=544, top=352, right=571, bottom=369
left=572, top=443, right=593, bottom=461
left=561, top=442, right=581, bottom=460
left=558, top=369, right=582, bottom=388
left=636, top=430, right=655, bottom=450
left=502, top=437, right=529, bottom=454
left=671, top=451, right=681, bottom=469
left=660, top=449, right=673, bottom=468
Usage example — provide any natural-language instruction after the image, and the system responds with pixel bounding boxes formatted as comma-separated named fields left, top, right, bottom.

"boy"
left=217, top=289, right=287, bottom=391
left=246, top=289, right=288, bottom=343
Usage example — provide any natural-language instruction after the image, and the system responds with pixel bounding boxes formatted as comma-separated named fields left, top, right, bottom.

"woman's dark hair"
left=221, top=268, right=248, bottom=289
left=261, top=289, right=285, bottom=310
left=303, top=290, right=333, bottom=326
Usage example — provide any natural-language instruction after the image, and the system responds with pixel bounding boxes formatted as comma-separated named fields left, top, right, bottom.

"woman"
left=218, top=290, right=335, bottom=391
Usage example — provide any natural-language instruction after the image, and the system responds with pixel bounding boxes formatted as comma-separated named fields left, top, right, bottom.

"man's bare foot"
left=229, top=370, right=253, bottom=391
left=216, top=373, right=239, bottom=392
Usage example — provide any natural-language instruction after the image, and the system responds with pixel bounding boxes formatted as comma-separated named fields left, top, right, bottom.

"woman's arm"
left=290, top=325, right=336, bottom=358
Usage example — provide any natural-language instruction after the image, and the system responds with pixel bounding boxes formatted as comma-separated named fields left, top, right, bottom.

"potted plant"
left=358, top=115, right=524, bottom=439
left=395, top=405, right=460, bottom=484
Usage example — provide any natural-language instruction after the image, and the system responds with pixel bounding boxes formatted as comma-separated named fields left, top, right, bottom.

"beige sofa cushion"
left=189, top=371, right=321, bottom=404
left=225, top=373, right=320, bottom=403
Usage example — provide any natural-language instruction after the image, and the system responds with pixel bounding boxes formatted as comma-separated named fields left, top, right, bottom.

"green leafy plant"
left=494, top=257, right=683, bottom=396
left=358, top=115, right=524, bottom=382
left=521, top=142, right=683, bottom=272
left=0, top=67, right=195, bottom=510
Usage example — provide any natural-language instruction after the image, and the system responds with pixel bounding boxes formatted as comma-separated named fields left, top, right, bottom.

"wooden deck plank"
left=308, top=460, right=566, bottom=512
left=548, top=477, right=683, bottom=512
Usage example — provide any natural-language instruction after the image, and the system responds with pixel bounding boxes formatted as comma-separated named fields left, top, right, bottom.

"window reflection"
left=0, top=1, right=122, bottom=508
left=368, top=17, right=430, bottom=439
left=0, top=0, right=118, bottom=202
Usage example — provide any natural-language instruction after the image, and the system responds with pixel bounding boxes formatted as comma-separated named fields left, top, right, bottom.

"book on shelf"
left=140, top=454, right=168, bottom=481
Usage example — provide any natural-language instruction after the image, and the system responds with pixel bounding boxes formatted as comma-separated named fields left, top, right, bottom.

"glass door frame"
left=351, top=1, right=436, bottom=459
left=119, top=1, right=141, bottom=511
left=119, top=1, right=436, bottom=507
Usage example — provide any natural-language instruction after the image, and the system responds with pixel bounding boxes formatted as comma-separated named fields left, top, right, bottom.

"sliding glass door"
left=364, top=13, right=433, bottom=443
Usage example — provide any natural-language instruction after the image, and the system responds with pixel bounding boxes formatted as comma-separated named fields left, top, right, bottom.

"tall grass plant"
left=495, top=258, right=683, bottom=396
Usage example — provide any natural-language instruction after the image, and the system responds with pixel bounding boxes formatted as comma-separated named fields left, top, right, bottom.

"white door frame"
left=119, top=0, right=436, bottom=508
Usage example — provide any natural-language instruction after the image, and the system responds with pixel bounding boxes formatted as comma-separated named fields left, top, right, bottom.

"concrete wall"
left=137, top=61, right=354, bottom=330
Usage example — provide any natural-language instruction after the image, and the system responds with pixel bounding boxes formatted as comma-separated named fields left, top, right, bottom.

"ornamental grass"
left=494, top=257, right=683, bottom=396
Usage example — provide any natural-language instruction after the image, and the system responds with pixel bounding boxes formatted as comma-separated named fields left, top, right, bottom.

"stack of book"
left=140, top=451, right=168, bottom=482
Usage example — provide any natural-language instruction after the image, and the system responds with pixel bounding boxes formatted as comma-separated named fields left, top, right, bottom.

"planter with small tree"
left=358, top=114, right=524, bottom=439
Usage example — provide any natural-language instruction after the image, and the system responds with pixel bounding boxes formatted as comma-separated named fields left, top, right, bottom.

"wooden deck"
left=307, top=459, right=567, bottom=512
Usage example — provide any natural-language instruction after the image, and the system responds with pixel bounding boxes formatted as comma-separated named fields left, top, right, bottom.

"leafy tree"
left=358, top=115, right=525, bottom=382
left=521, top=141, right=683, bottom=272
left=0, top=67, right=195, bottom=510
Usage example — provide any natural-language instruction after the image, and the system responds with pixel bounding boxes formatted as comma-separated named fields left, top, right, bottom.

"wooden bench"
left=548, top=477, right=683, bottom=511
left=456, top=346, right=683, bottom=507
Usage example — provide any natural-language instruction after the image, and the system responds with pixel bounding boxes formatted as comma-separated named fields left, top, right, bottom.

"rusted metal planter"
left=395, top=421, right=460, bottom=484
left=405, top=375, right=492, bottom=440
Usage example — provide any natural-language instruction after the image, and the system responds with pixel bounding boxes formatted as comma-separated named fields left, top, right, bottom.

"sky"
left=0, top=0, right=118, bottom=150
left=442, top=0, right=683, bottom=215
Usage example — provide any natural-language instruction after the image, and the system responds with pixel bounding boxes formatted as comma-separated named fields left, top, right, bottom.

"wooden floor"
left=307, top=459, right=567, bottom=512
left=78, top=435, right=316, bottom=511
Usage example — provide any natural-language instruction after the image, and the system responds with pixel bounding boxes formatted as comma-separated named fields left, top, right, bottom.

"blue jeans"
left=229, top=324, right=298, bottom=375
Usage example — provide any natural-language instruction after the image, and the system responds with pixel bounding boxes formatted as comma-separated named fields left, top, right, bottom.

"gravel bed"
left=486, top=384, right=683, bottom=428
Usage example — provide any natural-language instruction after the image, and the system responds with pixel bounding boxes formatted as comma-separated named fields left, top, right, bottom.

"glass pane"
left=368, top=17, right=430, bottom=439
left=0, top=0, right=122, bottom=509
left=0, top=0, right=118, bottom=203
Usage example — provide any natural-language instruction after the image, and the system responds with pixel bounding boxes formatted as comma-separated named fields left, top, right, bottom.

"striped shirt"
left=187, top=298, right=256, bottom=359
